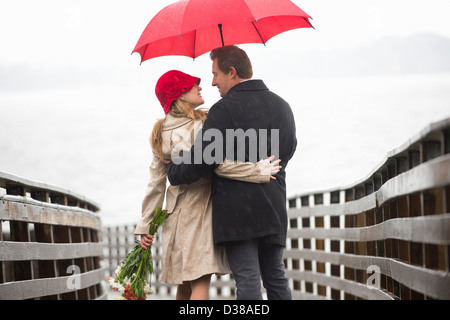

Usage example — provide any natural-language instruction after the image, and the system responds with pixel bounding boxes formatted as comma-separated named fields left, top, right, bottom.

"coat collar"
left=227, top=79, right=268, bottom=95
left=162, top=113, right=193, bottom=131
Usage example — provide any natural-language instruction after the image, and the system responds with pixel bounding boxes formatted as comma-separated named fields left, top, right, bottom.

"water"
left=1, top=73, right=449, bottom=226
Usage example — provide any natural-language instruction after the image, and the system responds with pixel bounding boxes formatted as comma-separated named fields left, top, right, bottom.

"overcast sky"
left=1, top=0, right=450, bottom=70
left=1, top=0, right=449, bottom=102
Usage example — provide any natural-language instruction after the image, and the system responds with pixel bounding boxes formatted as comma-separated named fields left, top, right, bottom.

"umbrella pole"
left=218, top=24, right=224, bottom=46
left=252, top=21, right=266, bottom=46
left=193, top=30, right=197, bottom=61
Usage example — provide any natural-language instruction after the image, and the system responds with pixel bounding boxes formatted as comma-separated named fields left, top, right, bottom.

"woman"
left=134, top=70, right=281, bottom=300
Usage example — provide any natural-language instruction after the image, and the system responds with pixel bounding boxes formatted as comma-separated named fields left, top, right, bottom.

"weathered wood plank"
left=0, top=171, right=100, bottom=212
left=0, top=242, right=103, bottom=261
left=377, top=154, right=450, bottom=206
left=0, top=196, right=102, bottom=230
left=291, top=290, right=328, bottom=300
left=0, top=268, right=105, bottom=300
left=285, top=269, right=394, bottom=300
left=284, top=249, right=450, bottom=300
left=288, top=193, right=376, bottom=218
left=287, top=214, right=450, bottom=244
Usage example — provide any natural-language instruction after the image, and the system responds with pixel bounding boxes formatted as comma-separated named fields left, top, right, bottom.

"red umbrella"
left=133, top=0, right=313, bottom=63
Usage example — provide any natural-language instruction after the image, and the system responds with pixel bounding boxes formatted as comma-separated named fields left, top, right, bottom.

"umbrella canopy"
left=133, top=0, right=313, bottom=63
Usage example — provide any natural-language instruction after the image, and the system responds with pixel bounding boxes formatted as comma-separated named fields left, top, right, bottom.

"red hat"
left=155, top=70, right=201, bottom=114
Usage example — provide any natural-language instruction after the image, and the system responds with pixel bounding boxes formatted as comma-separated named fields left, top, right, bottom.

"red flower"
left=124, top=285, right=137, bottom=300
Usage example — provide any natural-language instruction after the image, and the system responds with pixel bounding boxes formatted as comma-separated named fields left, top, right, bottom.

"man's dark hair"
left=210, top=45, right=253, bottom=79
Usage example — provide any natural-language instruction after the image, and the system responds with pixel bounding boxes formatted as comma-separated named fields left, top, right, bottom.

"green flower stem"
left=110, top=208, right=168, bottom=300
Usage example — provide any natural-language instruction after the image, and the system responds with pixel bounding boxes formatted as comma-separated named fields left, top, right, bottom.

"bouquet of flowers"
left=108, top=208, right=168, bottom=300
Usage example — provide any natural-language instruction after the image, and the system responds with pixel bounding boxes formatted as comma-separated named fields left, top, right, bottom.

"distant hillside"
left=1, top=33, right=450, bottom=91
left=271, top=33, right=450, bottom=78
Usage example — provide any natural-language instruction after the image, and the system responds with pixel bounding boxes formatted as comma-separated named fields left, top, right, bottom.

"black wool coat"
left=167, top=80, right=297, bottom=246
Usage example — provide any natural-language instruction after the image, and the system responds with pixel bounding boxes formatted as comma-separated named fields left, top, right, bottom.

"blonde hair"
left=150, top=100, right=208, bottom=161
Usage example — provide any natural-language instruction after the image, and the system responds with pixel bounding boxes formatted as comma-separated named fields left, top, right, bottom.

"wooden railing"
left=284, top=117, right=450, bottom=300
left=0, top=172, right=105, bottom=300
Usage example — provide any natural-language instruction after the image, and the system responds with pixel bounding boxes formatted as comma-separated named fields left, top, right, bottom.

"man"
left=166, top=45, right=296, bottom=300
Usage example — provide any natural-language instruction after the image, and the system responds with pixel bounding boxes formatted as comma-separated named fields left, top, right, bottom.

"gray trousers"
left=224, top=238, right=292, bottom=300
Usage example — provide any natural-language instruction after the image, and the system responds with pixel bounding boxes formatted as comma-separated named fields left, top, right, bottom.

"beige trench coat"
left=134, top=114, right=272, bottom=284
